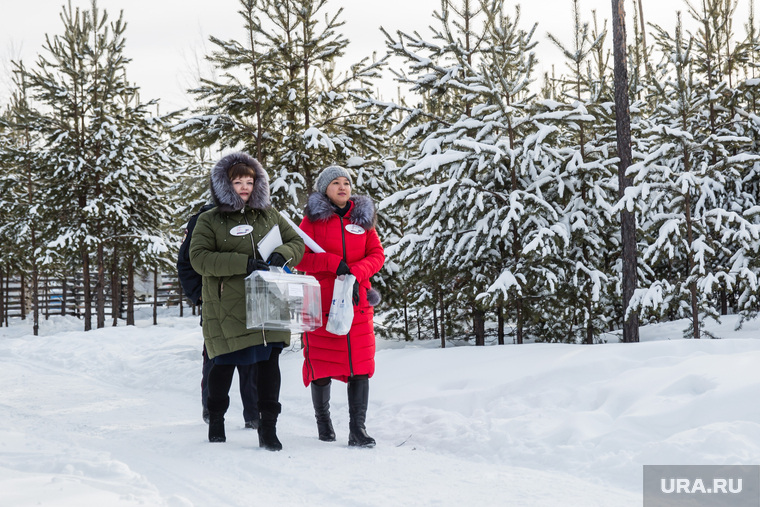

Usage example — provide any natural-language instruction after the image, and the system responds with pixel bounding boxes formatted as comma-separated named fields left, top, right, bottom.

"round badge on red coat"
left=345, top=224, right=365, bottom=235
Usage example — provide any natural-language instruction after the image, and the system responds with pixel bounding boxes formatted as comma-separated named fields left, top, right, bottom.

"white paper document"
left=257, top=225, right=283, bottom=260
left=278, top=211, right=326, bottom=253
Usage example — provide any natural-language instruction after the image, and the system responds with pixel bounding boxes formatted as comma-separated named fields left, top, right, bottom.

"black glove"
left=267, top=252, right=287, bottom=267
left=336, top=260, right=351, bottom=276
left=352, top=280, right=360, bottom=306
left=246, top=258, right=270, bottom=275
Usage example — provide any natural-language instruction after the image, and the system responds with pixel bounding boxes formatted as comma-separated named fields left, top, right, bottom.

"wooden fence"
left=0, top=271, right=198, bottom=326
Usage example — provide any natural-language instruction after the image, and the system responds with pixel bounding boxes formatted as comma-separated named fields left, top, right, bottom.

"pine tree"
left=3, top=68, right=47, bottom=334
left=715, top=1, right=760, bottom=326
left=536, top=1, right=622, bottom=343
left=633, top=6, right=758, bottom=338
left=20, top=0, right=183, bottom=329
left=0, top=68, right=49, bottom=332
left=175, top=0, right=389, bottom=216
left=380, top=0, right=574, bottom=345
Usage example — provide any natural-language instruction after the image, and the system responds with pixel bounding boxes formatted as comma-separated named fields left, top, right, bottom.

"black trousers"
left=207, top=348, right=281, bottom=416
left=202, top=345, right=259, bottom=422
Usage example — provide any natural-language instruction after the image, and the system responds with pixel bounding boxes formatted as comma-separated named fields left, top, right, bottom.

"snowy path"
left=2, top=313, right=758, bottom=506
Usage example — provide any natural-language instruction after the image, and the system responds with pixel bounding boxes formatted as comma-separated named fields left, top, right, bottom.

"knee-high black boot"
left=207, top=363, right=235, bottom=443
left=256, top=348, right=283, bottom=451
left=207, top=394, right=230, bottom=443
left=257, top=400, right=282, bottom=451
left=347, top=376, right=375, bottom=448
left=311, top=380, right=336, bottom=442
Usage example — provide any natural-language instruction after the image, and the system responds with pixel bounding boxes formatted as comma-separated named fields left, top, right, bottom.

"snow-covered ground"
left=1, top=309, right=759, bottom=506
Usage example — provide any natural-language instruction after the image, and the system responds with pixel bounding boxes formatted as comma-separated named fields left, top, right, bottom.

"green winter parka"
left=189, top=152, right=305, bottom=359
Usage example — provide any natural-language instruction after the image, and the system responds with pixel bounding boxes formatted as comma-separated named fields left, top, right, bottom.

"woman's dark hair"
left=227, top=163, right=256, bottom=181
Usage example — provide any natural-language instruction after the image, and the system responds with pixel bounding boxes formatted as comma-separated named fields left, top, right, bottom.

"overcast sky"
left=0, top=0, right=753, bottom=110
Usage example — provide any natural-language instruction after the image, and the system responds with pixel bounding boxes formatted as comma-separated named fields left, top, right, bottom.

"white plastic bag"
left=325, top=274, right=356, bottom=335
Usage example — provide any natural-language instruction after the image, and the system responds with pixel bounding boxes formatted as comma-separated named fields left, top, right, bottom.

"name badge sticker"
left=230, top=225, right=254, bottom=236
left=345, top=224, right=365, bottom=235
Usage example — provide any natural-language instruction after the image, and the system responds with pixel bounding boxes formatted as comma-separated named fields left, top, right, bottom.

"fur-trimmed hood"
left=304, top=193, right=377, bottom=230
left=210, top=152, right=271, bottom=213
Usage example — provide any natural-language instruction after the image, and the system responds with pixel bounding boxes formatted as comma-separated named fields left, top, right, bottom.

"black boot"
left=258, top=401, right=282, bottom=451
left=311, top=380, right=336, bottom=442
left=347, top=376, right=375, bottom=448
left=207, top=395, right=229, bottom=443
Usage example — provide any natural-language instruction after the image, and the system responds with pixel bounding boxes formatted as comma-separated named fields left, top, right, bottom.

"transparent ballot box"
left=245, top=268, right=322, bottom=332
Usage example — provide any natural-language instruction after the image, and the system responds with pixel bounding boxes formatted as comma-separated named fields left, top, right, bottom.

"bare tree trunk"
left=153, top=266, right=159, bottom=326
left=96, top=241, right=105, bottom=329
left=515, top=296, right=524, bottom=344
left=111, top=245, right=120, bottom=326
left=684, top=192, right=701, bottom=339
left=720, top=285, right=728, bottom=315
left=127, top=256, right=135, bottom=326
left=403, top=299, right=408, bottom=340
left=473, top=306, right=485, bottom=346
left=611, top=0, right=640, bottom=342
left=497, top=303, right=504, bottom=345
left=0, top=267, right=4, bottom=327
left=432, top=296, right=440, bottom=345
left=637, top=0, right=652, bottom=77
left=302, top=18, right=314, bottom=193
left=31, top=266, right=39, bottom=336
left=23, top=123, right=39, bottom=335
left=19, top=272, right=26, bottom=320
left=43, top=276, right=49, bottom=320
left=82, top=249, right=92, bottom=331
left=244, top=2, right=265, bottom=161
left=178, top=282, right=184, bottom=318
left=61, top=275, right=68, bottom=316
left=439, top=290, right=446, bottom=345
left=3, top=268, right=8, bottom=326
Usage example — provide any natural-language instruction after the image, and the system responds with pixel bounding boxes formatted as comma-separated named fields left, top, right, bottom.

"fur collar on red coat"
left=210, top=152, right=271, bottom=213
left=304, top=192, right=377, bottom=230
left=303, top=192, right=382, bottom=307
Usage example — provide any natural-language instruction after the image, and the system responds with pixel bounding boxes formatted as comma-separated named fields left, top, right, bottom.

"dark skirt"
left=212, top=343, right=284, bottom=365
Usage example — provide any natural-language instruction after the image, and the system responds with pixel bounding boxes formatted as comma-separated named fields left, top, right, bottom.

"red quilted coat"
left=295, top=193, right=385, bottom=386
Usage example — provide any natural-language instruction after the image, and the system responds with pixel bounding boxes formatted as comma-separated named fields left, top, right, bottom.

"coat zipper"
left=339, top=215, right=354, bottom=377
left=303, top=331, right=315, bottom=380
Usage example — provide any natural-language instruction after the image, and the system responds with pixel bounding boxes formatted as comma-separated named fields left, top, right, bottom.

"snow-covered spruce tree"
left=0, top=93, right=22, bottom=311
left=687, top=0, right=759, bottom=317
left=21, top=1, right=181, bottom=329
left=172, top=0, right=285, bottom=167
left=717, top=4, right=760, bottom=326
left=98, top=95, right=186, bottom=327
left=174, top=0, right=390, bottom=217
left=381, top=0, right=570, bottom=345
left=379, top=0, right=492, bottom=346
left=530, top=2, right=622, bottom=343
left=0, top=66, right=49, bottom=334
left=631, top=10, right=758, bottom=339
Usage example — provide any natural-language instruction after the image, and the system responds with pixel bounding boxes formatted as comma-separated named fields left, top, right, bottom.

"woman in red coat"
left=295, top=165, right=385, bottom=447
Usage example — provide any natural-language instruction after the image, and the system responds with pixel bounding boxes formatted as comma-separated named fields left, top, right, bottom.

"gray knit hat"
left=315, top=165, right=352, bottom=194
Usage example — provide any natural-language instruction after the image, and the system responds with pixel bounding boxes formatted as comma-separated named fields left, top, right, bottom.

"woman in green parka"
left=190, top=151, right=304, bottom=450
